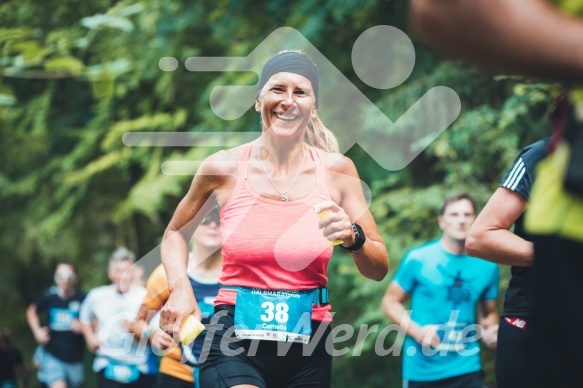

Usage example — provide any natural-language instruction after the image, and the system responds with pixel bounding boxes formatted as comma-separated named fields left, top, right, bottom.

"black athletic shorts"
left=495, top=317, right=530, bottom=388
left=529, top=235, right=583, bottom=388
left=199, top=304, right=332, bottom=388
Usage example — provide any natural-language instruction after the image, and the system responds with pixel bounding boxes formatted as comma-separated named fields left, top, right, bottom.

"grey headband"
left=257, top=52, right=319, bottom=106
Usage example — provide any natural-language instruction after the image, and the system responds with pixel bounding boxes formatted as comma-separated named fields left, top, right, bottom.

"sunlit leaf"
left=44, top=56, right=85, bottom=76
left=80, top=14, right=134, bottom=32
left=0, top=93, right=16, bottom=105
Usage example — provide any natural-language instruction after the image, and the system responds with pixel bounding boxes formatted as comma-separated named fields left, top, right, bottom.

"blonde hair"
left=305, top=113, right=339, bottom=153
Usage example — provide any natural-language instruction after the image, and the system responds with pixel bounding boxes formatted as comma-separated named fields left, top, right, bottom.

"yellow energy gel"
left=180, top=315, right=205, bottom=345
left=316, top=209, right=343, bottom=246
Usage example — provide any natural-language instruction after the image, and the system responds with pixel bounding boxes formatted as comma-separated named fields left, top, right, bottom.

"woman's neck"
left=258, top=136, right=306, bottom=169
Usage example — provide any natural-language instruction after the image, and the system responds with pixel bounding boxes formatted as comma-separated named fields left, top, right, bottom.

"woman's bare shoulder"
left=199, top=144, right=248, bottom=177
left=320, top=150, right=358, bottom=177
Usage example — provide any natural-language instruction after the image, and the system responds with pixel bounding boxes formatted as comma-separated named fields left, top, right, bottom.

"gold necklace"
left=257, top=142, right=306, bottom=202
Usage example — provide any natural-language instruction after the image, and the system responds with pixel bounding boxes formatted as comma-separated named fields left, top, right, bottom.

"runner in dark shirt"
left=26, top=262, right=86, bottom=387
left=467, top=138, right=549, bottom=387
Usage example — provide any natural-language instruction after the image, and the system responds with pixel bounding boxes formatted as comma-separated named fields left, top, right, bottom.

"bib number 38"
left=260, top=301, right=289, bottom=323
left=234, top=289, right=313, bottom=343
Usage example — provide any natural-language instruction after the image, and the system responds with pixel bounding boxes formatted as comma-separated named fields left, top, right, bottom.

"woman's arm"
left=160, top=154, right=230, bottom=338
left=322, top=155, right=389, bottom=281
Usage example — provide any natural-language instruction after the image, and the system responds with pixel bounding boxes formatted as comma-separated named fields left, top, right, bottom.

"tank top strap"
left=238, top=142, right=254, bottom=180
left=310, top=146, right=329, bottom=189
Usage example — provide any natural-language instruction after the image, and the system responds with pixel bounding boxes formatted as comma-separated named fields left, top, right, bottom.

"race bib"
left=49, top=308, right=75, bottom=331
left=234, top=289, right=313, bottom=344
left=104, top=361, right=140, bottom=384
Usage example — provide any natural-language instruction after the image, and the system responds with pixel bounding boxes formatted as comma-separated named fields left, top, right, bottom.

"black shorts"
left=495, top=317, right=530, bottom=388
left=529, top=235, right=583, bottom=388
left=405, top=371, right=483, bottom=388
left=199, top=305, right=332, bottom=388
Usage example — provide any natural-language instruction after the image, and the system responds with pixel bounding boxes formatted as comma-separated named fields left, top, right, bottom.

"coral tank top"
left=215, top=142, right=335, bottom=322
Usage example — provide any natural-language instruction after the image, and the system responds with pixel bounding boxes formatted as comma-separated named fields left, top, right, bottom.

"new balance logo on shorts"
left=504, top=317, right=528, bottom=330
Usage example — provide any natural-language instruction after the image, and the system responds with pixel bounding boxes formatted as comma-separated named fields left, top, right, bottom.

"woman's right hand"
left=160, top=279, right=201, bottom=343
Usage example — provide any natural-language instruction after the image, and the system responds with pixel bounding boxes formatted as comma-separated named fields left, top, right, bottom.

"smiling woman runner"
left=160, top=50, right=388, bottom=388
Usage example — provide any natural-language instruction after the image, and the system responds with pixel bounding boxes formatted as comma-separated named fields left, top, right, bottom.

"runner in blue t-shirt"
left=382, top=193, right=499, bottom=388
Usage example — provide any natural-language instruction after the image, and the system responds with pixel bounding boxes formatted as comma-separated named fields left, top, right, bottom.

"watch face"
left=353, top=223, right=364, bottom=238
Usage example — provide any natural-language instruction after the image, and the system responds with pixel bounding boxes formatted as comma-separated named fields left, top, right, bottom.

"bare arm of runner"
left=466, top=187, right=533, bottom=266
left=381, top=281, right=440, bottom=348
left=80, top=321, right=100, bottom=353
left=410, top=0, right=583, bottom=83
left=160, top=154, right=230, bottom=341
left=478, top=299, right=499, bottom=349
left=320, top=155, right=388, bottom=281
left=25, top=305, right=50, bottom=345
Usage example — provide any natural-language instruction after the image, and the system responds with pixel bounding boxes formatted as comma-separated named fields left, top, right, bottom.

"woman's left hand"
left=314, top=201, right=355, bottom=247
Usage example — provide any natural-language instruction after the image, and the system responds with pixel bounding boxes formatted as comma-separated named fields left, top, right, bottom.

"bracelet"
left=143, top=329, right=151, bottom=342
left=341, top=223, right=366, bottom=253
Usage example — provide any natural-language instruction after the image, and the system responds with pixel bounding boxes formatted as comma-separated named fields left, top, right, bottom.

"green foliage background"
left=0, top=0, right=551, bottom=387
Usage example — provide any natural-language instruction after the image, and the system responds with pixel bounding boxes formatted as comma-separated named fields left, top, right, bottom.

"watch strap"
left=341, top=223, right=366, bottom=253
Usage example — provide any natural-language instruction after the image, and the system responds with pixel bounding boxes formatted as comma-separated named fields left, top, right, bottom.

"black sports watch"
left=341, top=223, right=366, bottom=253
